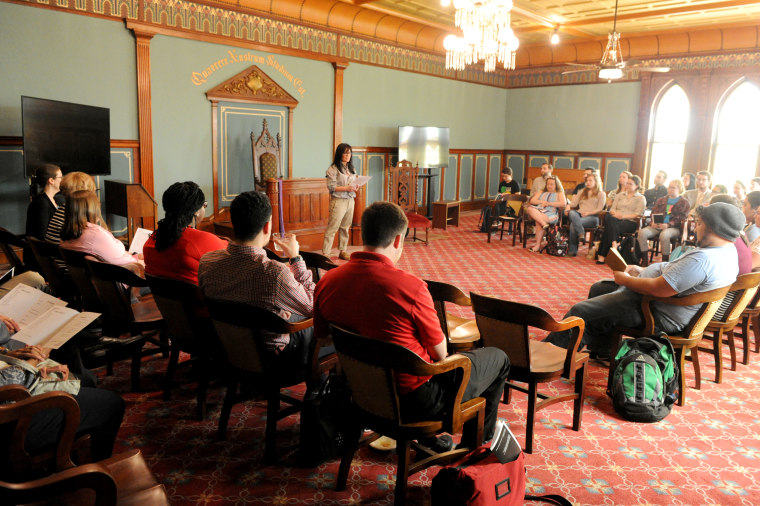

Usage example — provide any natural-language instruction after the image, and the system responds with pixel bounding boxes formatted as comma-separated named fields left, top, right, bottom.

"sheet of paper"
left=352, top=175, right=371, bottom=188
left=128, top=228, right=153, bottom=255
left=0, top=284, right=67, bottom=326
left=11, top=306, right=81, bottom=347
left=42, top=311, right=101, bottom=349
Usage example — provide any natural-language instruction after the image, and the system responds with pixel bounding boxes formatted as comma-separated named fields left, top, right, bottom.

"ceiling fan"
left=562, top=0, right=670, bottom=81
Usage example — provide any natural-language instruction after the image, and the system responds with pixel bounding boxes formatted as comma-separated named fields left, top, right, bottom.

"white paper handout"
left=128, top=228, right=153, bottom=255
left=352, top=175, right=371, bottom=188
left=0, top=284, right=100, bottom=349
left=490, top=419, right=522, bottom=463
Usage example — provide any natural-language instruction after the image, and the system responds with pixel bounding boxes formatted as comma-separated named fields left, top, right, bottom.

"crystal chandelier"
left=442, top=0, right=519, bottom=72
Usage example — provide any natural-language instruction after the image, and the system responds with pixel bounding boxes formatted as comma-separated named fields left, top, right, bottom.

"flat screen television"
left=21, top=96, right=111, bottom=177
left=398, top=126, right=449, bottom=170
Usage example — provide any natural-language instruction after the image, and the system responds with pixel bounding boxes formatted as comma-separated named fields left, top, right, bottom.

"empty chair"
left=470, top=293, right=587, bottom=453
left=487, top=194, right=527, bottom=245
left=27, top=237, right=77, bottom=305
left=0, top=227, right=29, bottom=274
left=425, top=279, right=480, bottom=353
left=300, top=250, right=339, bottom=282
left=330, top=324, right=485, bottom=506
left=389, top=160, right=430, bottom=246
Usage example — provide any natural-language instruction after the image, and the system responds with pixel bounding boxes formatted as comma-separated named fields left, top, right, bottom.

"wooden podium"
left=104, top=180, right=157, bottom=245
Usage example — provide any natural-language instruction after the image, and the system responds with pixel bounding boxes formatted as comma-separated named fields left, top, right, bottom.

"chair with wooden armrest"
left=389, top=160, right=430, bottom=246
left=424, top=279, right=480, bottom=353
left=737, top=285, right=760, bottom=365
left=85, top=257, right=166, bottom=391
left=470, top=293, right=588, bottom=454
left=330, top=324, right=485, bottom=506
left=0, top=227, right=29, bottom=274
left=300, top=250, right=338, bottom=282
left=0, top=389, right=168, bottom=505
left=608, top=285, right=732, bottom=406
left=27, top=237, right=78, bottom=306
left=486, top=194, right=527, bottom=245
left=146, top=274, right=223, bottom=421
left=699, top=272, right=760, bottom=384
left=204, top=298, right=337, bottom=463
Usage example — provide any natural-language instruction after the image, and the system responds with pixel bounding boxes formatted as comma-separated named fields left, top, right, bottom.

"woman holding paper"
left=60, top=190, right=144, bottom=268
left=322, top=143, right=358, bottom=260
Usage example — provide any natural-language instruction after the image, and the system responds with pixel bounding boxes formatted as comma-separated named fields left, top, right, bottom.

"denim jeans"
left=566, top=211, right=599, bottom=254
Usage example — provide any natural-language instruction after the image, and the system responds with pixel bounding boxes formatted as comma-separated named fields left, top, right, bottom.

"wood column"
left=132, top=29, right=155, bottom=197
left=333, top=62, right=349, bottom=150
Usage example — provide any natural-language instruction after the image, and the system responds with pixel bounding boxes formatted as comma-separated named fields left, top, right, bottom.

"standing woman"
left=596, top=174, right=646, bottom=264
left=26, top=164, right=64, bottom=240
left=322, top=143, right=358, bottom=260
left=525, top=176, right=565, bottom=252
left=564, top=172, right=606, bottom=257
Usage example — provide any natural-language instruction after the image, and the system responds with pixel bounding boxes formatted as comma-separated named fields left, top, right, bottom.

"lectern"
left=104, top=180, right=157, bottom=245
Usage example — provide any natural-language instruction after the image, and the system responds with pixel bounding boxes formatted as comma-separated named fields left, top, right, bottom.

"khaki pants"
left=322, top=197, right=354, bottom=256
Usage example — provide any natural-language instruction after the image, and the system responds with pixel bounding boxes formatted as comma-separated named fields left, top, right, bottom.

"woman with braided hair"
left=143, top=182, right=227, bottom=285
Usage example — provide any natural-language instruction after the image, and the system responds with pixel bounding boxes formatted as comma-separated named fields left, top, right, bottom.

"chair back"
left=58, top=246, right=102, bottom=312
left=643, top=285, right=733, bottom=340
left=424, top=279, right=471, bottom=339
left=503, top=194, right=528, bottom=218
left=0, top=227, right=28, bottom=273
left=204, top=297, right=311, bottom=375
left=26, top=237, right=76, bottom=304
left=718, top=272, right=760, bottom=323
left=251, top=118, right=282, bottom=189
left=0, top=390, right=79, bottom=480
left=300, top=250, right=338, bottom=282
left=388, top=160, right=420, bottom=215
left=85, top=257, right=142, bottom=328
left=470, top=292, right=584, bottom=377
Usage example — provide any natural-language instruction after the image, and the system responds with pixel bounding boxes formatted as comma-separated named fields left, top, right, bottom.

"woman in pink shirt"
left=60, top=190, right=143, bottom=268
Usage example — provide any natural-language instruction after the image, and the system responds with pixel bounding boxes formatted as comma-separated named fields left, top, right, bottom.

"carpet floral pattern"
left=98, top=212, right=760, bottom=505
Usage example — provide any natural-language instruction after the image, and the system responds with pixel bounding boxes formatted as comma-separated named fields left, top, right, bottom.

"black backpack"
left=617, top=234, right=643, bottom=265
left=478, top=200, right=514, bottom=233
left=544, top=225, right=569, bottom=257
left=610, top=334, right=679, bottom=422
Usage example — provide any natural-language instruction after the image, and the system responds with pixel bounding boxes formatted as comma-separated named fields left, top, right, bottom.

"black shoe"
left=419, top=434, right=454, bottom=453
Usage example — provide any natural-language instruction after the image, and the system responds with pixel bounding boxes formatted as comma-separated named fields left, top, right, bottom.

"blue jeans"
left=566, top=211, right=599, bottom=255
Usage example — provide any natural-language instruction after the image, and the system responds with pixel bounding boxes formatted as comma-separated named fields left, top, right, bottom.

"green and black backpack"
left=610, top=334, right=679, bottom=422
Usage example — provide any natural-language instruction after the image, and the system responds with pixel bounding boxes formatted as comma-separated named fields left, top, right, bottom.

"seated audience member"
left=0, top=342, right=125, bottom=462
left=637, top=179, right=690, bottom=265
left=497, top=167, right=520, bottom=195
left=745, top=199, right=760, bottom=270
left=683, top=171, right=713, bottom=216
left=525, top=176, right=566, bottom=253
left=571, top=168, right=595, bottom=195
left=605, top=171, right=631, bottom=209
left=530, top=163, right=564, bottom=196
left=198, top=191, right=331, bottom=388
left=712, top=184, right=728, bottom=195
left=644, top=170, right=668, bottom=208
left=546, top=202, right=743, bottom=357
left=143, top=182, right=227, bottom=285
left=742, top=191, right=760, bottom=243
left=0, top=271, right=46, bottom=300
left=565, top=172, right=606, bottom=257
left=26, top=164, right=64, bottom=241
left=313, top=201, right=510, bottom=447
left=750, top=177, right=760, bottom=192
left=60, top=191, right=143, bottom=268
left=709, top=194, right=752, bottom=274
left=733, top=180, right=747, bottom=207
left=596, top=175, right=646, bottom=265
left=44, top=171, right=97, bottom=244
left=682, top=172, right=696, bottom=191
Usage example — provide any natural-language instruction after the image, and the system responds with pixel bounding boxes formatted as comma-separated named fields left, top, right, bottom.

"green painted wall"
left=150, top=36, right=334, bottom=204
left=343, top=64, right=508, bottom=149
left=0, top=2, right=137, bottom=138
left=504, top=82, right=641, bottom=153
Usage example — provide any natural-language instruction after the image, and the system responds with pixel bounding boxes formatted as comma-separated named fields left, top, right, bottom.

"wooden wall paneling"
left=459, top=155, right=473, bottom=203
left=578, top=157, right=602, bottom=172
left=525, top=166, right=587, bottom=196
left=265, top=178, right=330, bottom=252
left=488, top=154, right=502, bottom=198
left=528, top=154, right=550, bottom=170
left=211, top=101, right=220, bottom=215
left=604, top=158, right=632, bottom=192
left=506, top=154, right=526, bottom=188
left=445, top=154, right=458, bottom=201
left=131, top=28, right=155, bottom=198
left=349, top=150, right=365, bottom=246
left=473, top=154, right=488, bottom=201
left=332, top=62, right=348, bottom=152
left=553, top=155, right=574, bottom=169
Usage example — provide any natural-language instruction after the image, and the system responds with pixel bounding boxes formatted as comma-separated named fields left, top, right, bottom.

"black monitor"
left=21, top=96, right=111, bottom=177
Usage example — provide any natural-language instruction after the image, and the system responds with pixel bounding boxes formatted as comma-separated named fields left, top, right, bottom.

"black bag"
left=297, top=374, right=358, bottom=466
left=544, top=225, right=569, bottom=257
left=479, top=201, right=514, bottom=233
left=610, top=334, right=679, bottom=423
left=617, top=234, right=643, bottom=265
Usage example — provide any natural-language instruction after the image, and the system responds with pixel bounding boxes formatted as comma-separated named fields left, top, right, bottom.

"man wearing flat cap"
left=545, top=202, right=744, bottom=357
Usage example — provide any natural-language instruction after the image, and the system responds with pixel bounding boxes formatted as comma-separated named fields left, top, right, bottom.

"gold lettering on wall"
left=191, top=51, right=306, bottom=96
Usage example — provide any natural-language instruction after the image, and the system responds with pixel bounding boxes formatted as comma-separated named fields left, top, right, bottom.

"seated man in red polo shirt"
left=314, top=201, right=510, bottom=447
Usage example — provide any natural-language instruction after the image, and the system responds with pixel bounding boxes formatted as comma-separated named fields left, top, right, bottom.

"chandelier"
left=442, top=0, right=519, bottom=72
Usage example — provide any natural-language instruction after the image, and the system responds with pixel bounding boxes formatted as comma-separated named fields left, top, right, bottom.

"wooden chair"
left=698, top=272, right=760, bottom=384
left=58, top=246, right=103, bottom=313
left=204, top=298, right=337, bottom=462
left=0, top=386, right=168, bottom=505
left=0, top=226, right=29, bottom=274
left=85, top=257, right=166, bottom=391
left=389, top=160, right=430, bottom=246
left=737, top=287, right=760, bottom=365
left=470, top=293, right=588, bottom=454
left=27, top=237, right=78, bottom=305
left=251, top=118, right=282, bottom=190
left=330, top=324, right=485, bottom=506
left=146, top=274, right=223, bottom=421
left=486, top=194, right=527, bottom=245
left=300, top=250, right=339, bottom=282
left=425, top=279, right=480, bottom=353
left=608, top=285, right=732, bottom=406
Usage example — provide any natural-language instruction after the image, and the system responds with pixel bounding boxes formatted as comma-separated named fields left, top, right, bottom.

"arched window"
left=648, top=84, right=690, bottom=187
left=711, top=81, right=760, bottom=188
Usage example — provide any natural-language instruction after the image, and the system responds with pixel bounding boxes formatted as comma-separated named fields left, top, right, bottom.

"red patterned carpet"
left=100, top=212, right=760, bottom=505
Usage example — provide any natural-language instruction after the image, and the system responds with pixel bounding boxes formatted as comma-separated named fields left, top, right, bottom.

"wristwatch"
left=289, top=255, right=303, bottom=265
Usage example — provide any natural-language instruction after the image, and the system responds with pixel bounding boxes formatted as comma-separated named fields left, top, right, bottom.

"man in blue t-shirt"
left=545, top=202, right=745, bottom=356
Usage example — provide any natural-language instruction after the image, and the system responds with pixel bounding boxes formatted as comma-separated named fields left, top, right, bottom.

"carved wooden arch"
left=206, top=65, right=298, bottom=215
